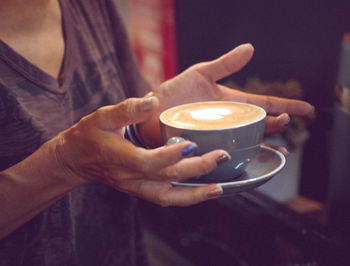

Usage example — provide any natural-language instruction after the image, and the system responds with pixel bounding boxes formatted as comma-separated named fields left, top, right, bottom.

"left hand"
left=139, top=43, right=314, bottom=148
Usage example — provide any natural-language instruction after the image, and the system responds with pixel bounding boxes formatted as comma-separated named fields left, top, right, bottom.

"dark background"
left=174, top=0, right=350, bottom=202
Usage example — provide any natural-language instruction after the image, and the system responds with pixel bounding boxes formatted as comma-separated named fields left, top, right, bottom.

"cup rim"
left=159, top=101, right=266, bottom=131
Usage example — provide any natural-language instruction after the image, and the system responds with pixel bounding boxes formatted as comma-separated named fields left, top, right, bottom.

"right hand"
left=54, top=96, right=228, bottom=206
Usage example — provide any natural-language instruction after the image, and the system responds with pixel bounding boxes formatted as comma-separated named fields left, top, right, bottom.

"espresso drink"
left=160, top=101, right=266, bottom=181
left=160, top=101, right=265, bottom=130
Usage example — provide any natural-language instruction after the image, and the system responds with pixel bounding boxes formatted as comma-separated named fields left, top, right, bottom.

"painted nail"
left=181, top=144, right=197, bottom=157
left=216, top=154, right=231, bottom=165
left=207, top=186, right=223, bottom=199
left=140, top=97, right=155, bottom=112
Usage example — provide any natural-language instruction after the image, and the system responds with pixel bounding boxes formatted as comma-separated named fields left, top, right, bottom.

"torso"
left=0, top=1, right=149, bottom=265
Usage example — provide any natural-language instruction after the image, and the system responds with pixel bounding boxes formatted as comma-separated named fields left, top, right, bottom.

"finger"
left=94, top=96, right=159, bottom=130
left=156, top=150, right=231, bottom=181
left=105, top=139, right=200, bottom=178
left=262, top=143, right=289, bottom=157
left=195, top=43, right=254, bottom=82
left=139, top=141, right=200, bottom=172
left=117, top=180, right=223, bottom=207
left=127, top=147, right=229, bottom=181
left=217, top=87, right=314, bottom=116
left=244, top=93, right=314, bottom=116
left=113, top=146, right=230, bottom=182
left=265, top=113, right=290, bottom=134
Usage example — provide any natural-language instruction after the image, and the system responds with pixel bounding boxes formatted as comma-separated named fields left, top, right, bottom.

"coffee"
left=160, top=101, right=265, bottom=130
left=160, top=101, right=266, bottom=181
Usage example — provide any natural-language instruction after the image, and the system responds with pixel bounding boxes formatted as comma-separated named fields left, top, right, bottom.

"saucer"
left=172, top=145, right=286, bottom=195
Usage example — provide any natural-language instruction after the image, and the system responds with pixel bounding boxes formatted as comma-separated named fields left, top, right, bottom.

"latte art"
left=187, top=108, right=231, bottom=121
left=161, top=102, right=266, bottom=130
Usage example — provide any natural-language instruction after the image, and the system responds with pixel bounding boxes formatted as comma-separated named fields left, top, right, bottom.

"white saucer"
left=172, top=145, right=286, bottom=195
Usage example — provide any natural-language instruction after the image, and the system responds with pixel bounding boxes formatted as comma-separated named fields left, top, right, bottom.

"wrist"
left=0, top=136, right=86, bottom=239
left=52, top=133, right=89, bottom=188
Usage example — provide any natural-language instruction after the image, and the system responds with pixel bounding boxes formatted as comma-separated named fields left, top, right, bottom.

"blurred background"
left=117, top=1, right=350, bottom=265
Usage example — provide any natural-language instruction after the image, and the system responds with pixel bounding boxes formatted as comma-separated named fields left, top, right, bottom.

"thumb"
left=95, top=96, right=159, bottom=130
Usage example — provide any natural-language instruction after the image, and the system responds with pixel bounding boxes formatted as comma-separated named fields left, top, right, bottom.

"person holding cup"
left=0, top=1, right=314, bottom=265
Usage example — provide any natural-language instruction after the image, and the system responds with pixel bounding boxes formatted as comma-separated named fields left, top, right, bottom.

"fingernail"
left=216, top=154, right=231, bottom=165
left=207, top=185, right=223, bottom=199
left=243, top=43, right=254, bottom=49
left=167, top=137, right=186, bottom=145
left=181, top=144, right=197, bottom=157
left=140, top=97, right=155, bottom=112
left=280, top=146, right=289, bottom=157
left=281, top=114, right=290, bottom=127
left=309, top=105, right=315, bottom=113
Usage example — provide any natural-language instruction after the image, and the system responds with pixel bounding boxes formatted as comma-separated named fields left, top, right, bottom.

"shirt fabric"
left=0, top=0, right=150, bottom=265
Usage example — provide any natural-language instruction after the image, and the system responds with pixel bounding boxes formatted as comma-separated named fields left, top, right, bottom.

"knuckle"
left=190, top=62, right=206, bottom=71
left=117, top=101, right=129, bottom=119
left=222, top=59, right=232, bottom=76
left=137, top=159, right=150, bottom=173
left=265, top=96, right=273, bottom=111
left=135, top=153, right=154, bottom=173
left=139, top=163, right=152, bottom=174
left=115, top=98, right=139, bottom=123
left=163, top=168, right=180, bottom=180
left=158, top=197, right=171, bottom=207
left=122, top=98, right=137, bottom=114
left=93, top=107, right=105, bottom=121
left=78, top=115, right=90, bottom=126
left=197, top=160, right=215, bottom=176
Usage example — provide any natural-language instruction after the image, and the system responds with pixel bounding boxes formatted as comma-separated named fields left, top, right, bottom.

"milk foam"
left=187, top=108, right=232, bottom=121
left=161, top=102, right=265, bottom=130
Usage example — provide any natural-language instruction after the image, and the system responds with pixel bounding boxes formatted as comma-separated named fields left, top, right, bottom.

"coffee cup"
left=159, top=101, right=266, bottom=183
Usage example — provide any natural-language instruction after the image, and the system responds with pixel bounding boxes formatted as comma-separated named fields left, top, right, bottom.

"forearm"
left=0, top=137, right=86, bottom=239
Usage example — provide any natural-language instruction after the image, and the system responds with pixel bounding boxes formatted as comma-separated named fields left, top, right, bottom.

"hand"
left=139, top=43, right=314, bottom=148
left=55, top=96, right=228, bottom=206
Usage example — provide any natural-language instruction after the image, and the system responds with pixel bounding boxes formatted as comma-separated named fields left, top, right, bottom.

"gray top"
left=0, top=0, right=150, bottom=265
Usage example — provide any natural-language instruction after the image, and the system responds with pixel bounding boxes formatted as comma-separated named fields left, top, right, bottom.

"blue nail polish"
left=181, top=145, right=197, bottom=157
